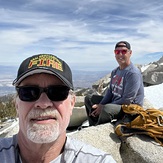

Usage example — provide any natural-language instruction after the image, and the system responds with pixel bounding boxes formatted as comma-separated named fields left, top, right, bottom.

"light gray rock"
left=75, top=96, right=85, bottom=104
left=121, top=135, right=163, bottom=163
left=142, top=62, right=163, bottom=86
left=68, top=123, right=163, bottom=163
left=1, top=120, right=19, bottom=137
left=68, top=106, right=87, bottom=128
left=92, top=73, right=111, bottom=95
left=68, top=123, right=122, bottom=163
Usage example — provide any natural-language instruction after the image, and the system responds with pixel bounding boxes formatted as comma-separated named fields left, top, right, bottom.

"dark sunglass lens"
left=47, top=86, right=70, bottom=101
left=17, top=86, right=40, bottom=101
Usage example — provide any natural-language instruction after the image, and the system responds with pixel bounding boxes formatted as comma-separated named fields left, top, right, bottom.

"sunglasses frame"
left=16, top=85, right=71, bottom=102
left=114, top=49, right=128, bottom=55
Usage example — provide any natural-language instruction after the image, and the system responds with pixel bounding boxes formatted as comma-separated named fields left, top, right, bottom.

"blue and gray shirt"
left=0, top=135, right=116, bottom=163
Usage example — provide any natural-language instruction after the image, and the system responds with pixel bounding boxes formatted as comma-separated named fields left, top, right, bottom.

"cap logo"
left=28, top=54, right=63, bottom=71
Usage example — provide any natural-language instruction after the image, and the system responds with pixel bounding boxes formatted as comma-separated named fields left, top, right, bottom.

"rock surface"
left=68, top=123, right=122, bottom=163
left=142, top=56, right=163, bottom=86
left=2, top=97, right=163, bottom=163
left=68, top=106, right=87, bottom=127
left=120, top=135, right=163, bottom=163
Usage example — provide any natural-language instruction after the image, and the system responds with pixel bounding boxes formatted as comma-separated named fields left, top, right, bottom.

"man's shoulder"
left=0, top=135, right=17, bottom=151
left=65, top=137, right=116, bottom=162
left=0, top=136, right=18, bottom=162
left=111, top=67, right=119, bottom=75
left=67, top=137, right=105, bottom=153
left=126, top=63, right=141, bottom=74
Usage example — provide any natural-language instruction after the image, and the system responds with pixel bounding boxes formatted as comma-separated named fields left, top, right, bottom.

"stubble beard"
left=26, top=109, right=60, bottom=144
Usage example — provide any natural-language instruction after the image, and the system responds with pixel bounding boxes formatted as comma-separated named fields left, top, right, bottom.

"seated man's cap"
left=13, top=54, right=73, bottom=89
left=115, top=41, right=131, bottom=50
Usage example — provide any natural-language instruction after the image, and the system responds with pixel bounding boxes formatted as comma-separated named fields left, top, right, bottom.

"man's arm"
left=99, top=69, right=117, bottom=105
left=99, top=88, right=113, bottom=104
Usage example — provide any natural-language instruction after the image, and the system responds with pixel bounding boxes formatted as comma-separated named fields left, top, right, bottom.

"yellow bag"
left=115, top=104, right=163, bottom=146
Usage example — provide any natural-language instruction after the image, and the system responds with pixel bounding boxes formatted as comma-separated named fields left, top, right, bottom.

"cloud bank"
left=0, top=0, right=163, bottom=70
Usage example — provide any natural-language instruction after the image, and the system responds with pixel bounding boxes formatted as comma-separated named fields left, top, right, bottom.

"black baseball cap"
left=13, top=54, right=74, bottom=90
left=115, top=41, right=131, bottom=50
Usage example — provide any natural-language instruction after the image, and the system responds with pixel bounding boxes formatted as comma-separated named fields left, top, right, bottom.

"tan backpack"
left=115, top=104, right=163, bottom=146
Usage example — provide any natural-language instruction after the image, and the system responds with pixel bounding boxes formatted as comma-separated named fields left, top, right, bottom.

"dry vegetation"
left=0, top=95, right=17, bottom=122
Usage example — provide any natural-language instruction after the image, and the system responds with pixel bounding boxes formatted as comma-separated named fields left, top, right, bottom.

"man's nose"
left=34, top=92, right=53, bottom=109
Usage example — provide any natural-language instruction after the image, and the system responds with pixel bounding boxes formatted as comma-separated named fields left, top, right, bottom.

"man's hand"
left=89, top=104, right=103, bottom=117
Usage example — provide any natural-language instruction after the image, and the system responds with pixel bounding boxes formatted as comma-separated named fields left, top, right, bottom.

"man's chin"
left=27, top=124, right=59, bottom=143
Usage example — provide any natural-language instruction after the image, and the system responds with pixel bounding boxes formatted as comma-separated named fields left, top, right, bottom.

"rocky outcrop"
left=69, top=123, right=122, bottom=163
left=120, top=135, right=163, bottom=163
left=92, top=73, right=111, bottom=95
left=69, top=123, right=163, bottom=163
left=142, top=65, right=163, bottom=86
left=142, top=56, right=163, bottom=86
left=68, top=106, right=87, bottom=128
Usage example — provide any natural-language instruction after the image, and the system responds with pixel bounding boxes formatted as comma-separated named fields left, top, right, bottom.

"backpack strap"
left=115, top=104, right=163, bottom=146
left=115, top=124, right=163, bottom=146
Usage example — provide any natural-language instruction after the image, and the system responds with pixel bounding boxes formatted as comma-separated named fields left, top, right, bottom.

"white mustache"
left=28, top=108, right=58, bottom=120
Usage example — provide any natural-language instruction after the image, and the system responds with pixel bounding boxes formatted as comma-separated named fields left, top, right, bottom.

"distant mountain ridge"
left=0, top=65, right=110, bottom=96
left=1, top=55, right=163, bottom=97
left=72, top=70, right=109, bottom=88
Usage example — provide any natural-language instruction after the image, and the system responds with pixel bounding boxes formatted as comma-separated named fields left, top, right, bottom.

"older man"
left=0, top=54, right=115, bottom=162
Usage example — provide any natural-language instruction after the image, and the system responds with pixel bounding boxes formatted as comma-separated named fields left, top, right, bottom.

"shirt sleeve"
left=99, top=70, right=116, bottom=105
left=100, top=88, right=113, bottom=104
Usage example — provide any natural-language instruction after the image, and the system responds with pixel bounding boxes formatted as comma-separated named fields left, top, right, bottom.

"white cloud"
left=0, top=0, right=163, bottom=70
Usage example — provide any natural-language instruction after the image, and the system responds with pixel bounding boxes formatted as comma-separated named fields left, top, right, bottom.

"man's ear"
left=70, top=94, right=76, bottom=115
left=128, top=50, right=132, bottom=58
left=71, top=95, right=76, bottom=107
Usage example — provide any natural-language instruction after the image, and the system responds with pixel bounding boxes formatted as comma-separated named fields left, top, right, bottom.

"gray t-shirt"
left=100, top=62, right=144, bottom=106
left=0, top=135, right=116, bottom=163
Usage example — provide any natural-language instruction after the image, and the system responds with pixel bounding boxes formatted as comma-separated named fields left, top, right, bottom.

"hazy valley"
left=0, top=65, right=109, bottom=96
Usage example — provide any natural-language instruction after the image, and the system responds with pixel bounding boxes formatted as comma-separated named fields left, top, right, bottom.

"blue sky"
left=0, top=0, right=163, bottom=71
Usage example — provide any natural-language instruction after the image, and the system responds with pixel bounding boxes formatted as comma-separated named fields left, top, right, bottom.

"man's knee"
left=98, top=109, right=113, bottom=124
left=84, top=95, right=91, bottom=104
left=103, top=104, right=123, bottom=119
left=91, top=95, right=103, bottom=104
left=84, top=95, right=92, bottom=110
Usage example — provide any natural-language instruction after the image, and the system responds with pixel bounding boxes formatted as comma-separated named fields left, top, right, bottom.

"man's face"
left=15, top=73, right=75, bottom=144
left=114, top=44, right=132, bottom=68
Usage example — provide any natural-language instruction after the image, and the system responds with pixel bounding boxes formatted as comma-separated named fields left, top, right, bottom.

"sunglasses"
left=16, top=85, right=70, bottom=102
left=114, top=49, right=128, bottom=55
